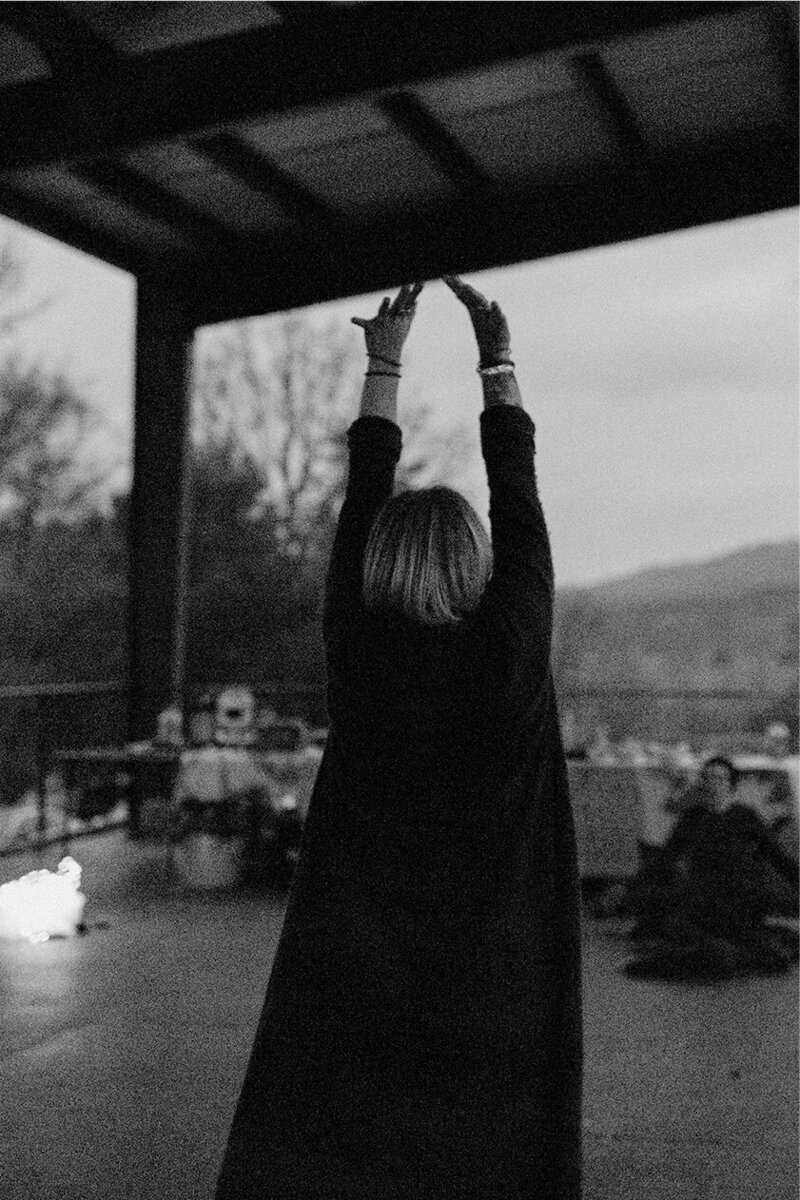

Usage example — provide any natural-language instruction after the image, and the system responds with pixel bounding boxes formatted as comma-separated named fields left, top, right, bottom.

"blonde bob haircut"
left=363, top=486, right=492, bottom=626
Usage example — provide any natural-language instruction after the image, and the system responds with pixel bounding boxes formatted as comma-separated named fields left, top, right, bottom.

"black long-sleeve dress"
left=215, top=404, right=583, bottom=1200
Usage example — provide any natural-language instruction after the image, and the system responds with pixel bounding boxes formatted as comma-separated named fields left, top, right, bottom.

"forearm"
left=480, top=405, right=555, bottom=625
left=358, top=355, right=401, bottom=421
left=323, top=416, right=401, bottom=649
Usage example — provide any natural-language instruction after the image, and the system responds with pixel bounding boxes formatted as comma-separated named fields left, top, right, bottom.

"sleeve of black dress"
left=323, top=415, right=402, bottom=654
left=477, top=405, right=554, bottom=686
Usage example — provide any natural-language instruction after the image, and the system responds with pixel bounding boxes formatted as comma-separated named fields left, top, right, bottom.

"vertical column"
left=128, top=278, right=194, bottom=744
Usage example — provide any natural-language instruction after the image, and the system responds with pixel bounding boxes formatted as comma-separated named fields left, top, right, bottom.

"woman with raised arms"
left=216, top=276, right=583, bottom=1200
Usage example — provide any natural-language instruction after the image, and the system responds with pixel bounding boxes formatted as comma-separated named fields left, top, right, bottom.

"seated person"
left=625, top=756, right=799, bottom=979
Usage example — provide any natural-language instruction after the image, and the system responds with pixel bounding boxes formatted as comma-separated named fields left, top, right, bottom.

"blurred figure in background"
left=664, top=753, right=736, bottom=817
left=626, top=755, right=799, bottom=979
left=763, top=721, right=792, bottom=759
left=587, top=723, right=615, bottom=764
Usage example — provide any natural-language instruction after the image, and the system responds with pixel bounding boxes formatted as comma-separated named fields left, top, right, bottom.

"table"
left=52, top=746, right=182, bottom=837
left=51, top=739, right=324, bottom=838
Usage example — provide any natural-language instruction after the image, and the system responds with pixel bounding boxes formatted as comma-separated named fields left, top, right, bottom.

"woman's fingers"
left=466, top=285, right=490, bottom=309
left=390, top=282, right=424, bottom=314
left=443, top=276, right=510, bottom=361
left=442, top=274, right=467, bottom=300
left=353, top=283, right=424, bottom=330
left=352, top=295, right=391, bottom=327
left=443, top=275, right=490, bottom=310
left=388, top=288, right=409, bottom=315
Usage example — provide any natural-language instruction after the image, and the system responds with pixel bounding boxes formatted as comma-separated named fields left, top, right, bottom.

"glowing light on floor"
left=0, top=857, right=86, bottom=943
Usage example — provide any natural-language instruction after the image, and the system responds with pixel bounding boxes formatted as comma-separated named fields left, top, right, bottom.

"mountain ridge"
left=563, top=539, right=798, bottom=604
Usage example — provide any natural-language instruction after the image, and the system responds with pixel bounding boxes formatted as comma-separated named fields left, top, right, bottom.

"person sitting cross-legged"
left=624, top=756, right=799, bottom=981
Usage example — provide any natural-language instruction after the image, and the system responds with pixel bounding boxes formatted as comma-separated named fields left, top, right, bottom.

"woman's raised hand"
left=443, top=275, right=511, bottom=366
left=351, top=282, right=424, bottom=364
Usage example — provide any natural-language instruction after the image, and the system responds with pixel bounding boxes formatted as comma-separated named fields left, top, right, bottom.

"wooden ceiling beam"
left=379, top=93, right=496, bottom=197
left=267, top=2, right=334, bottom=25
left=0, top=3, right=750, bottom=171
left=0, top=2, right=119, bottom=76
left=70, top=161, right=247, bottom=260
left=571, top=52, right=649, bottom=160
left=0, top=178, right=152, bottom=277
left=193, top=133, right=347, bottom=231
left=771, top=1, right=799, bottom=113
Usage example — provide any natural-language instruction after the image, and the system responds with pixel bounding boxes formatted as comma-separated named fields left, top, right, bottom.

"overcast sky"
left=2, top=206, right=797, bottom=587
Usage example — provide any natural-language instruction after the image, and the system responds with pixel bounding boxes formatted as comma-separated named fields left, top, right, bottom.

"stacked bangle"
left=368, top=354, right=401, bottom=370
left=366, top=370, right=401, bottom=378
left=477, top=359, right=515, bottom=377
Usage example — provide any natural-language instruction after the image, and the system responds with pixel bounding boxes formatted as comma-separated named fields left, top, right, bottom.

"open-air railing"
left=0, top=679, right=787, bottom=856
left=0, top=681, right=127, bottom=853
left=0, top=680, right=326, bottom=855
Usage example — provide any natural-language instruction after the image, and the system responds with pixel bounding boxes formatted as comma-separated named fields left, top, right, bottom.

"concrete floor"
left=0, top=832, right=796, bottom=1200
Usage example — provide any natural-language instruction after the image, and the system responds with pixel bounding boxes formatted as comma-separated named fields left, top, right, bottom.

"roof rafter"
left=571, top=51, right=649, bottom=160
left=70, top=160, right=247, bottom=259
left=0, top=2, right=750, bottom=172
left=267, top=2, right=335, bottom=25
left=0, top=2, right=119, bottom=77
left=379, top=92, right=496, bottom=197
left=193, top=133, right=347, bottom=231
left=771, top=1, right=799, bottom=112
left=0, top=177, right=151, bottom=276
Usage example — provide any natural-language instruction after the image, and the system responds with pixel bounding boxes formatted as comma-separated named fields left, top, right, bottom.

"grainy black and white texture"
left=216, top=405, right=583, bottom=1199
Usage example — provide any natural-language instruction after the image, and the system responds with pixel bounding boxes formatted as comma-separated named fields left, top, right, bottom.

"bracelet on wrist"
left=477, top=360, right=515, bottom=377
left=368, top=353, right=401, bottom=370
left=366, top=369, right=401, bottom=378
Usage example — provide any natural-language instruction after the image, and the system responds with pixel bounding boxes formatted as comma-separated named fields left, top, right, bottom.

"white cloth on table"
left=174, top=746, right=272, bottom=804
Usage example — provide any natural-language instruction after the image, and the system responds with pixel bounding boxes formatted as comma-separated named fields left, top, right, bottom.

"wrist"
left=480, top=371, right=523, bottom=409
left=478, top=350, right=512, bottom=368
left=477, top=359, right=515, bottom=377
left=368, top=352, right=402, bottom=370
left=360, top=371, right=399, bottom=420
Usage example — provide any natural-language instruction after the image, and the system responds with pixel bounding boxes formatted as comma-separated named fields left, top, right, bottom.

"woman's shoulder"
left=725, top=802, right=767, bottom=832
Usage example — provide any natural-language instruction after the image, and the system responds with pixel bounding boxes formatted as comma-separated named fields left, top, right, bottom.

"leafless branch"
left=192, top=310, right=471, bottom=563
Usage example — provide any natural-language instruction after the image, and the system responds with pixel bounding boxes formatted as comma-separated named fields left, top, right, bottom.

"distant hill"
left=586, top=539, right=799, bottom=605
left=553, top=540, right=798, bottom=741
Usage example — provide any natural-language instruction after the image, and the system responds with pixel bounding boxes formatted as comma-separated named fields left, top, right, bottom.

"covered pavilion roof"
left=0, top=1, right=796, bottom=321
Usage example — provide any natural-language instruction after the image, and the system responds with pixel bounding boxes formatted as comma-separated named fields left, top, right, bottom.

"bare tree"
left=193, top=312, right=470, bottom=565
left=0, top=237, right=109, bottom=553
left=0, top=363, right=107, bottom=530
left=0, top=238, right=49, bottom=343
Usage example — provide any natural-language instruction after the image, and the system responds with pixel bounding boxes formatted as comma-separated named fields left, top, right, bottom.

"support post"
left=128, top=278, right=194, bottom=746
left=34, top=693, right=48, bottom=840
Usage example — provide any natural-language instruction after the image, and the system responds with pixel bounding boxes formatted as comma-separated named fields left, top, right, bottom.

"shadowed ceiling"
left=0, top=1, right=796, bottom=323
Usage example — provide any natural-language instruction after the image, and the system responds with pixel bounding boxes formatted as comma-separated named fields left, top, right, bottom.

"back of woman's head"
left=363, top=486, right=492, bottom=627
